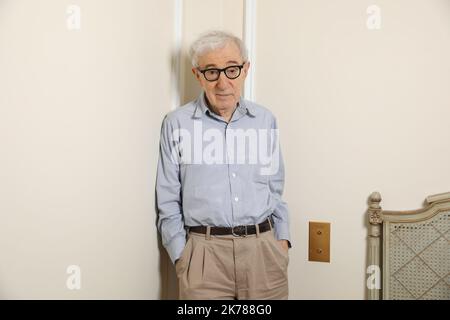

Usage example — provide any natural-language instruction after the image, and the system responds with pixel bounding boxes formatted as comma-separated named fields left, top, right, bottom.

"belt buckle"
left=231, top=225, right=247, bottom=237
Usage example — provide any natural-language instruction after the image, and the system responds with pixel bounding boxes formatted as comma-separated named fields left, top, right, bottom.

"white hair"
left=189, top=30, right=248, bottom=68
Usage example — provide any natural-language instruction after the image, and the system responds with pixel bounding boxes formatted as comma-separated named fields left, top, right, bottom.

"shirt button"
left=234, top=197, right=239, bottom=202
left=232, top=173, right=236, bottom=178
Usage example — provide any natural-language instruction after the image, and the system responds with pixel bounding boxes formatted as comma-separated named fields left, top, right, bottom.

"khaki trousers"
left=175, top=228, right=289, bottom=300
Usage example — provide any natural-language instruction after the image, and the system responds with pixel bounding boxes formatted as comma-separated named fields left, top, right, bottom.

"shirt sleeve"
left=268, top=116, right=292, bottom=248
left=156, top=115, right=186, bottom=264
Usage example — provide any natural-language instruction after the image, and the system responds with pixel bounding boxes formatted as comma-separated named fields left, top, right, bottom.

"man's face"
left=193, top=41, right=249, bottom=113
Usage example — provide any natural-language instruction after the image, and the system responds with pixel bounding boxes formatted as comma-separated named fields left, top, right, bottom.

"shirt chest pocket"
left=253, top=172, right=269, bottom=185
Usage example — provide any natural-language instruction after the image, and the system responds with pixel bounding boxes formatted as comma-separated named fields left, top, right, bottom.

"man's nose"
left=216, top=72, right=228, bottom=88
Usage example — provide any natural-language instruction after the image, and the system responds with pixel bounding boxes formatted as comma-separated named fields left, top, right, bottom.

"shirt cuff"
left=273, top=221, right=292, bottom=248
left=165, top=235, right=187, bottom=264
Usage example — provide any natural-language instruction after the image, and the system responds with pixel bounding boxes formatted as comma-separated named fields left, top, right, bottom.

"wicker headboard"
left=367, top=191, right=450, bottom=300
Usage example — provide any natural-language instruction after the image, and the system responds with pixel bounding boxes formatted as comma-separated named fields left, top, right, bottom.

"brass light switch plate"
left=309, top=222, right=330, bottom=262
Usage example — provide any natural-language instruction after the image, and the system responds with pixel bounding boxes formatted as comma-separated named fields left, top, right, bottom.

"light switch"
left=309, top=221, right=330, bottom=262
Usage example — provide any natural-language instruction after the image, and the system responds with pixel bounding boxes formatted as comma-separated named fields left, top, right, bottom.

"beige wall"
left=1, top=0, right=449, bottom=299
left=0, top=0, right=173, bottom=299
left=255, top=0, right=450, bottom=299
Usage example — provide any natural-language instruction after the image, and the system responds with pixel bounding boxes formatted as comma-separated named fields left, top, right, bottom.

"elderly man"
left=156, top=31, right=291, bottom=300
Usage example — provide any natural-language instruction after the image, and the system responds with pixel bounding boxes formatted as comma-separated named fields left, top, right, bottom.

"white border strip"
left=171, top=0, right=183, bottom=110
left=244, top=0, right=256, bottom=101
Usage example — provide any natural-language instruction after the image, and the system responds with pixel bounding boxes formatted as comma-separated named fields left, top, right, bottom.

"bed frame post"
left=367, top=191, right=382, bottom=300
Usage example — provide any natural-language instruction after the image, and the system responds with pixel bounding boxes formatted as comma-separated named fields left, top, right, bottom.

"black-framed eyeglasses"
left=198, top=63, right=245, bottom=82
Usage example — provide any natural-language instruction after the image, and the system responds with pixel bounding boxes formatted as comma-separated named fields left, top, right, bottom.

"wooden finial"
left=368, top=191, right=382, bottom=224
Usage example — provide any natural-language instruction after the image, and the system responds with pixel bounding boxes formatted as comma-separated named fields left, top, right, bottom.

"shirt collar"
left=193, top=92, right=257, bottom=119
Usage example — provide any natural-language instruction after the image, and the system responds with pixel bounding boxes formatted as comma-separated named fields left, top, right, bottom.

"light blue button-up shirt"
left=156, top=93, right=291, bottom=263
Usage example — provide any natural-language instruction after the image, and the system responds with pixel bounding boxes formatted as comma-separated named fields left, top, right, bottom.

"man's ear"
left=243, top=61, right=250, bottom=77
left=192, top=68, right=201, bottom=82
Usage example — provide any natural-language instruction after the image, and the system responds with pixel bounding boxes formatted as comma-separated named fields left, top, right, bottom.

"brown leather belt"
left=188, top=217, right=273, bottom=237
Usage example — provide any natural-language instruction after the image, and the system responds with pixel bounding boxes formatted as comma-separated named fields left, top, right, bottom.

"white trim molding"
left=244, top=0, right=256, bottom=101
left=171, top=0, right=183, bottom=110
